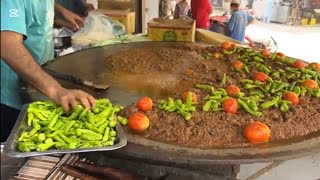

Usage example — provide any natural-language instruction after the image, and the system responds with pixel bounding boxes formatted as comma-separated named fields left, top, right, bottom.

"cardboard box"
left=147, top=19, right=196, bottom=42
left=98, top=0, right=135, bottom=11
left=98, top=9, right=136, bottom=34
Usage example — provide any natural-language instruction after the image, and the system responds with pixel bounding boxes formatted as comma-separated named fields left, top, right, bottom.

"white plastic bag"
left=72, top=10, right=126, bottom=45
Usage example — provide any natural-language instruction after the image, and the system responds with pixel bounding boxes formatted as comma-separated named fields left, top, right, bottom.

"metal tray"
left=3, top=105, right=127, bottom=157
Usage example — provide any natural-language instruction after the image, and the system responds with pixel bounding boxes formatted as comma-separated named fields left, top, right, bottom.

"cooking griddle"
left=23, top=42, right=320, bottom=164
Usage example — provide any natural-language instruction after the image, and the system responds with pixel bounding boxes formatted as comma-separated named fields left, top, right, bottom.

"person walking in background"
left=226, top=0, right=255, bottom=43
left=174, top=0, right=191, bottom=19
left=191, top=0, right=213, bottom=29
left=263, top=0, right=275, bottom=23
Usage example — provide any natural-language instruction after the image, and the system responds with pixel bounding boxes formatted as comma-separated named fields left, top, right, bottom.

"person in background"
left=1, top=0, right=95, bottom=142
left=191, top=0, right=213, bottom=29
left=55, top=0, right=95, bottom=31
left=159, top=0, right=176, bottom=19
left=263, top=0, right=275, bottom=23
left=174, top=0, right=191, bottom=19
left=226, top=0, right=255, bottom=43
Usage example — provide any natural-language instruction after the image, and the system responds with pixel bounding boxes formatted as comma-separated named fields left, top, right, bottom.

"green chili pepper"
left=79, top=108, right=89, bottom=120
left=36, top=142, right=55, bottom=151
left=208, top=94, right=222, bottom=100
left=280, top=101, right=290, bottom=113
left=18, top=132, right=29, bottom=142
left=181, top=111, right=192, bottom=120
left=32, top=119, right=41, bottom=130
left=300, top=87, right=308, bottom=96
left=81, top=134, right=102, bottom=141
left=109, top=130, right=117, bottom=137
left=79, top=143, right=92, bottom=149
left=292, top=86, right=301, bottom=96
left=44, top=138, right=53, bottom=144
left=64, top=120, right=76, bottom=132
left=167, top=98, right=175, bottom=108
left=58, top=133, right=74, bottom=144
left=313, top=89, right=320, bottom=98
left=243, top=65, right=250, bottom=73
left=28, top=128, right=39, bottom=138
left=244, top=84, right=259, bottom=89
left=87, top=112, right=95, bottom=126
left=98, top=122, right=109, bottom=132
left=84, top=122, right=101, bottom=133
left=109, top=120, right=117, bottom=128
left=240, top=79, right=254, bottom=84
left=274, top=83, right=288, bottom=92
left=103, top=127, right=110, bottom=141
left=271, top=71, right=280, bottom=78
left=260, top=96, right=280, bottom=109
left=55, top=142, right=67, bottom=149
left=203, top=101, right=211, bottom=112
left=19, top=142, right=32, bottom=152
left=195, top=84, right=213, bottom=90
left=223, top=50, right=233, bottom=55
left=48, top=114, right=59, bottom=130
left=27, top=113, right=34, bottom=126
left=33, top=111, right=47, bottom=121
left=102, top=141, right=114, bottom=146
left=38, top=121, right=49, bottom=126
left=253, top=56, right=264, bottom=62
left=51, top=121, right=64, bottom=131
left=237, top=99, right=262, bottom=116
left=118, top=116, right=128, bottom=126
left=28, top=133, right=46, bottom=142
left=221, top=73, right=227, bottom=85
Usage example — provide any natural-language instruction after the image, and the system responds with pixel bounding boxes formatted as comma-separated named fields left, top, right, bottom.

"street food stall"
left=1, top=1, right=320, bottom=180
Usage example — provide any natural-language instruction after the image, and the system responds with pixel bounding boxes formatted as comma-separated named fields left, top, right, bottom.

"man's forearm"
left=54, top=3, right=67, bottom=15
left=1, top=31, right=61, bottom=99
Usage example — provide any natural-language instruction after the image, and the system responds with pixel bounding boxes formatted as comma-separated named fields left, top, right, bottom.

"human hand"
left=49, top=87, right=95, bottom=113
left=61, top=9, right=85, bottom=31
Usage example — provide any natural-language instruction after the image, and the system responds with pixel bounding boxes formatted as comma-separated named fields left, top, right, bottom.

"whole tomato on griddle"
left=253, top=72, right=269, bottom=82
left=226, top=85, right=241, bottom=96
left=128, top=113, right=150, bottom=133
left=292, top=60, right=307, bottom=69
left=303, top=79, right=319, bottom=90
left=223, top=98, right=238, bottom=114
left=309, top=62, right=320, bottom=72
left=282, top=91, right=299, bottom=106
left=137, top=97, right=153, bottom=112
left=243, top=122, right=271, bottom=144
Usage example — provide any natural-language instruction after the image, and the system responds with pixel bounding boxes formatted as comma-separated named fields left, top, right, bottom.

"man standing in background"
left=174, top=0, right=191, bottom=19
left=191, top=0, right=213, bottom=29
left=226, top=0, right=255, bottom=42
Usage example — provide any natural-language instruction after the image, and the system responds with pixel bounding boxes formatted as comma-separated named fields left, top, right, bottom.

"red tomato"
left=282, top=92, right=299, bottom=106
left=223, top=98, right=238, bottom=114
left=276, top=52, right=285, bottom=57
left=243, top=122, right=271, bottom=144
left=128, top=113, right=150, bottom=133
left=292, top=60, right=307, bottom=69
left=232, top=60, right=244, bottom=70
left=221, top=42, right=232, bottom=50
left=182, top=91, right=198, bottom=103
left=253, top=72, right=269, bottom=82
left=226, top=85, right=241, bottom=96
left=137, top=97, right=153, bottom=112
left=309, top=62, right=320, bottom=72
left=303, top=79, right=319, bottom=90
left=261, top=50, right=271, bottom=57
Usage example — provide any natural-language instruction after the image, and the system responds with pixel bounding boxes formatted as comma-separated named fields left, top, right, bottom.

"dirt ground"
left=246, top=21, right=320, bottom=63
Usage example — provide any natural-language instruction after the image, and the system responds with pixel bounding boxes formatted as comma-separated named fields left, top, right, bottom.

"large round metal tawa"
left=25, top=42, right=320, bottom=164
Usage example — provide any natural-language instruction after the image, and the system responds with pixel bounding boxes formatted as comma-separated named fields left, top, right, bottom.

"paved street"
left=246, top=21, right=320, bottom=63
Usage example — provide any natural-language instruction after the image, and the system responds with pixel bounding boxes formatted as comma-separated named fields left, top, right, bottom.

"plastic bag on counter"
left=72, top=10, right=126, bottom=45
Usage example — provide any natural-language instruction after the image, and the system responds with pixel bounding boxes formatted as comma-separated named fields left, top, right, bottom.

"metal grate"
left=13, top=154, right=88, bottom=180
